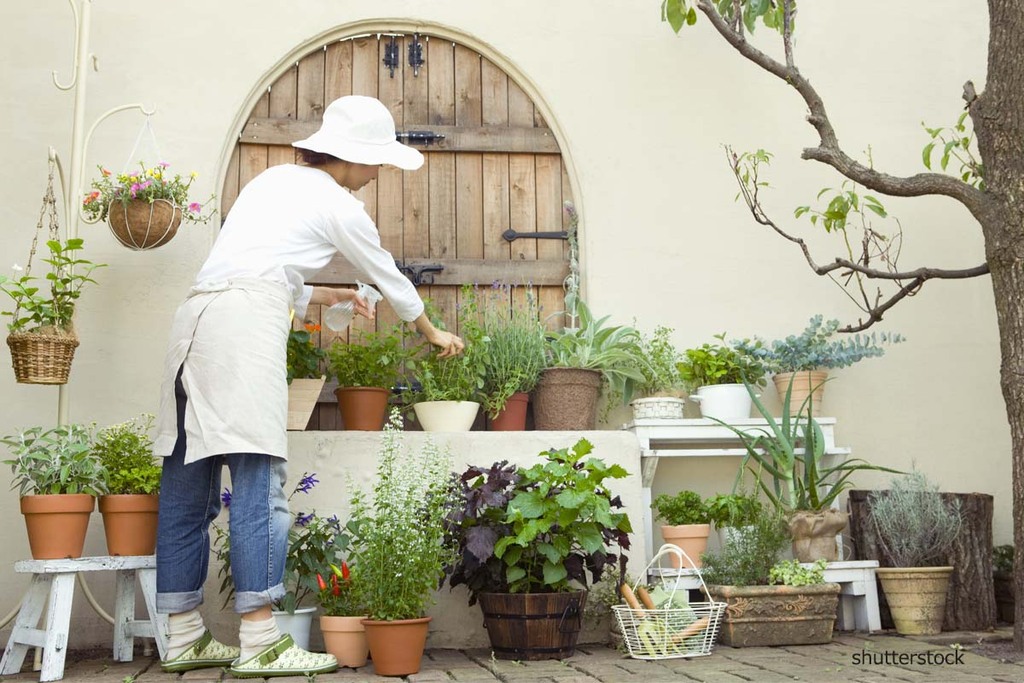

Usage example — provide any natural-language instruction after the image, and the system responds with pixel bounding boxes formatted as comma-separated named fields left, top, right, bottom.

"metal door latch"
left=395, top=260, right=445, bottom=286
left=396, top=130, right=446, bottom=146
left=502, top=228, right=569, bottom=242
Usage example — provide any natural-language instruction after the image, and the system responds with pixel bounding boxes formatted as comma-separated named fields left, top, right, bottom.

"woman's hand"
left=426, top=329, right=465, bottom=358
left=310, top=286, right=375, bottom=320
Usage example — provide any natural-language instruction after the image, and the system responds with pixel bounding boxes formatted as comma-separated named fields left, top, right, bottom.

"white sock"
left=166, top=609, right=206, bottom=660
left=239, top=616, right=282, bottom=662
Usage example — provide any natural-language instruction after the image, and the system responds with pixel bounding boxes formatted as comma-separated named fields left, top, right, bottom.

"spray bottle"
left=323, top=280, right=384, bottom=331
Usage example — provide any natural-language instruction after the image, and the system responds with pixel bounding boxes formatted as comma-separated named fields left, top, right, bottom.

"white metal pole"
left=57, top=0, right=91, bottom=427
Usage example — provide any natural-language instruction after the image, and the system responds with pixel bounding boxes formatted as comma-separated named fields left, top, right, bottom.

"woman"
left=154, top=96, right=463, bottom=677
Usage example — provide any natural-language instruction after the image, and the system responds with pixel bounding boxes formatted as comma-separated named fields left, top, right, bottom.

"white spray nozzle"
left=355, top=280, right=384, bottom=307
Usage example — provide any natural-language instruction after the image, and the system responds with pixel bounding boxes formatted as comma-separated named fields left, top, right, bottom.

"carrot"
left=619, top=584, right=644, bottom=611
left=636, top=586, right=657, bottom=610
left=671, top=616, right=710, bottom=644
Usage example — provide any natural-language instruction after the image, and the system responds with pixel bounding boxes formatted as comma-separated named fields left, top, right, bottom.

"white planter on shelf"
left=689, top=384, right=752, bottom=421
left=630, top=396, right=685, bottom=420
left=413, top=400, right=480, bottom=432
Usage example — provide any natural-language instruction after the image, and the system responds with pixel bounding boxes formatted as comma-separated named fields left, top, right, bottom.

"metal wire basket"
left=612, top=544, right=726, bottom=660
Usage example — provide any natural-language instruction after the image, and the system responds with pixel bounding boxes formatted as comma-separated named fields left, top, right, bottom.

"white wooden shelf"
left=621, top=417, right=851, bottom=561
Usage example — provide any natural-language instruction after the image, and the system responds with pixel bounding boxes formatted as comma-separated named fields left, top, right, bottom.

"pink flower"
left=101, top=168, right=111, bottom=177
left=157, top=161, right=170, bottom=168
left=188, top=202, right=201, bottom=213
left=130, top=183, right=141, bottom=198
left=141, top=180, right=152, bottom=189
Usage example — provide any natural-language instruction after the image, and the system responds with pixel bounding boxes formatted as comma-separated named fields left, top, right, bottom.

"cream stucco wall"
left=0, top=0, right=1001, bottom=650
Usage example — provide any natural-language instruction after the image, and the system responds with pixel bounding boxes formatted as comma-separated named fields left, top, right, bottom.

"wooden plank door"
left=222, top=33, right=575, bottom=429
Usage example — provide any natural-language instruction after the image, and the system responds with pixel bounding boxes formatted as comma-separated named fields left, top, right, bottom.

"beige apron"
left=154, top=278, right=292, bottom=464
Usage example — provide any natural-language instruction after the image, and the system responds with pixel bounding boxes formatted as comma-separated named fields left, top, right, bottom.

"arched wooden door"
left=220, top=32, right=575, bottom=428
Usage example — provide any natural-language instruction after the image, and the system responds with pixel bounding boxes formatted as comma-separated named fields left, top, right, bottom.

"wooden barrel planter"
left=478, top=591, right=587, bottom=661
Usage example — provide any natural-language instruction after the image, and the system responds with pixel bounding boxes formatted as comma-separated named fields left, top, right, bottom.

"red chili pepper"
left=331, top=573, right=340, bottom=596
left=341, top=561, right=351, bottom=581
left=316, top=573, right=327, bottom=591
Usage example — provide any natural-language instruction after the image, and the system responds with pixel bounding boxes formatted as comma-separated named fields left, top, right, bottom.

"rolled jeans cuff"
left=234, top=583, right=286, bottom=614
left=157, top=588, right=204, bottom=615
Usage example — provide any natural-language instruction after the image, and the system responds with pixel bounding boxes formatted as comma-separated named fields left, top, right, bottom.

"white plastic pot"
left=413, top=400, right=480, bottom=432
left=689, top=384, right=753, bottom=421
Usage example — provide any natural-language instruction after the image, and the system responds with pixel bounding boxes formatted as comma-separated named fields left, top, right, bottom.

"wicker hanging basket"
left=107, top=198, right=182, bottom=250
left=8, top=331, right=79, bottom=385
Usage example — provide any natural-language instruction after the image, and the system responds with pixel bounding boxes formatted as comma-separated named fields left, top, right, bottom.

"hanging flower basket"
left=7, top=330, right=79, bottom=385
left=106, top=198, right=183, bottom=250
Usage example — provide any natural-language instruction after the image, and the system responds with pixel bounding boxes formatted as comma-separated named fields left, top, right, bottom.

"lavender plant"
left=480, top=284, right=546, bottom=419
left=870, top=470, right=962, bottom=568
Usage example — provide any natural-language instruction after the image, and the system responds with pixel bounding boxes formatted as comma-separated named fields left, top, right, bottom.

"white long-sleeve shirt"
left=196, top=164, right=424, bottom=321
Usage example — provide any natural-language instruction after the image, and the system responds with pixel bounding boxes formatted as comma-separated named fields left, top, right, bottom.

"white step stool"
left=0, top=555, right=168, bottom=682
left=650, top=559, right=881, bottom=632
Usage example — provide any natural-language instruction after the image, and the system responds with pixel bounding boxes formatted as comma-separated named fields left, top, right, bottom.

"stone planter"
left=707, top=583, right=841, bottom=647
left=876, top=566, right=953, bottom=635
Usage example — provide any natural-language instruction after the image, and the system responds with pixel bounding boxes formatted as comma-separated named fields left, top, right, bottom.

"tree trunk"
left=848, top=490, right=996, bottom=631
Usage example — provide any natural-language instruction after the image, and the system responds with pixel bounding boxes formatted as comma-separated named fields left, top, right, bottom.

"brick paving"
left=3, top=631, right=1024, bottom=682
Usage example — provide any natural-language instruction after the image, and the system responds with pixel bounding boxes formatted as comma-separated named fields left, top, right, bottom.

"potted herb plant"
left=701, top=513, right=841, bottom=647
left=733, top=315, right=904, bottom=416
left=479, top=285, right=546, bottom=431
left=869, top=470, right=962, bottom=635
left=326, top=324, right=409, bottom=430
left=286, top=321, right=330, bottom=431
left=346, top=412, right=459, bottom=676
left=721, top=381, right=899, bottom=562
left=630, top=325, right=686, bottom=420
left=213, top=472, right=350, bottom=649
left=651, top=490, right=712, bottom=569
left=93, top=414, right=162, bottom=556
left=410, top=290, right=488, bottom=431
left=316, top=561, right=369, bottom=669
left=82, top=162, right=215, bottom=250
left=444, top=438, right=632, bottom=660
left=678, top=334, right=767, bottom=421
left=535, top=294, right=646, bottom=430
left=705, top=491, right=764, bottom=548
left=0, top=238, right=105, bottom=384
left=1, top=424, right=107, bottom=559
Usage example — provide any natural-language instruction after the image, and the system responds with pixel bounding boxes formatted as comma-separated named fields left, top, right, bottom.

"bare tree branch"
left=726, top=146, right=989, bottom=331
left=696, top=0, right=990, bottom=218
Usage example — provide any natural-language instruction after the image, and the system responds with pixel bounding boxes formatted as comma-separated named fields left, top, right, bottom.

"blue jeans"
left=156, top=369, right=290, bottom=614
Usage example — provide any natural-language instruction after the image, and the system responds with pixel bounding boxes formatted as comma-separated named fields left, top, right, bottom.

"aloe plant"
left=716, top=379, right=899, bottom=513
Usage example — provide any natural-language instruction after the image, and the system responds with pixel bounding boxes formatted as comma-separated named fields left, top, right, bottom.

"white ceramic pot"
left=413, top=400, right=480, bottom=432
left=689, top=384, right=753, bottom=421
left=273, top=606, right=317, bottom=650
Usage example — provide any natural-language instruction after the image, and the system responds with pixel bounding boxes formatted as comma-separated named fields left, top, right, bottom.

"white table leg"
left=0, top=574, right=51, bottom=676
left=39, top=573, right=75, bottom=682
left=113, top=569, right=135, bottom=662
left=137, top=567, right=168, bottom=659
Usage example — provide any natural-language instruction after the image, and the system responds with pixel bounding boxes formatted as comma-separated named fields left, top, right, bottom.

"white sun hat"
left=291, top=95, right=424, bottom=171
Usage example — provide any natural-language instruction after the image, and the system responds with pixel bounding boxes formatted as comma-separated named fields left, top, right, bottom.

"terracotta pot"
left=489, top=392, right=529, bottom=431
left=20, top=494, right=95, bottom=559
left=361, top=616, right=431, bottom=676
left=876, top=566, right=954, bottom=635
left=288, top=377, right=326, bottom=430
left=532, top=368, right=602, bottom=430
left=99, top=494, right=159, bottom=556
left=788, top=509, right=849, bottom=562
left=320, top=615, right=369, bottom=668
left=478, top=591, right=586, bottom=660
left=660, top=524, right=711, bottom=568
left=412, top=400, right=479, bottom=431
left=773, top=371, right=829, bottom=417
left=335, top=386, right=390, bottom=430
left=106, top=198, right=182, bottom=250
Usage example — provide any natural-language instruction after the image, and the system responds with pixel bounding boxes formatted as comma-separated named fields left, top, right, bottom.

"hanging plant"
left=0, top=162, right=106, bottom=384
left=82, top=161, right=216, bottom=250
